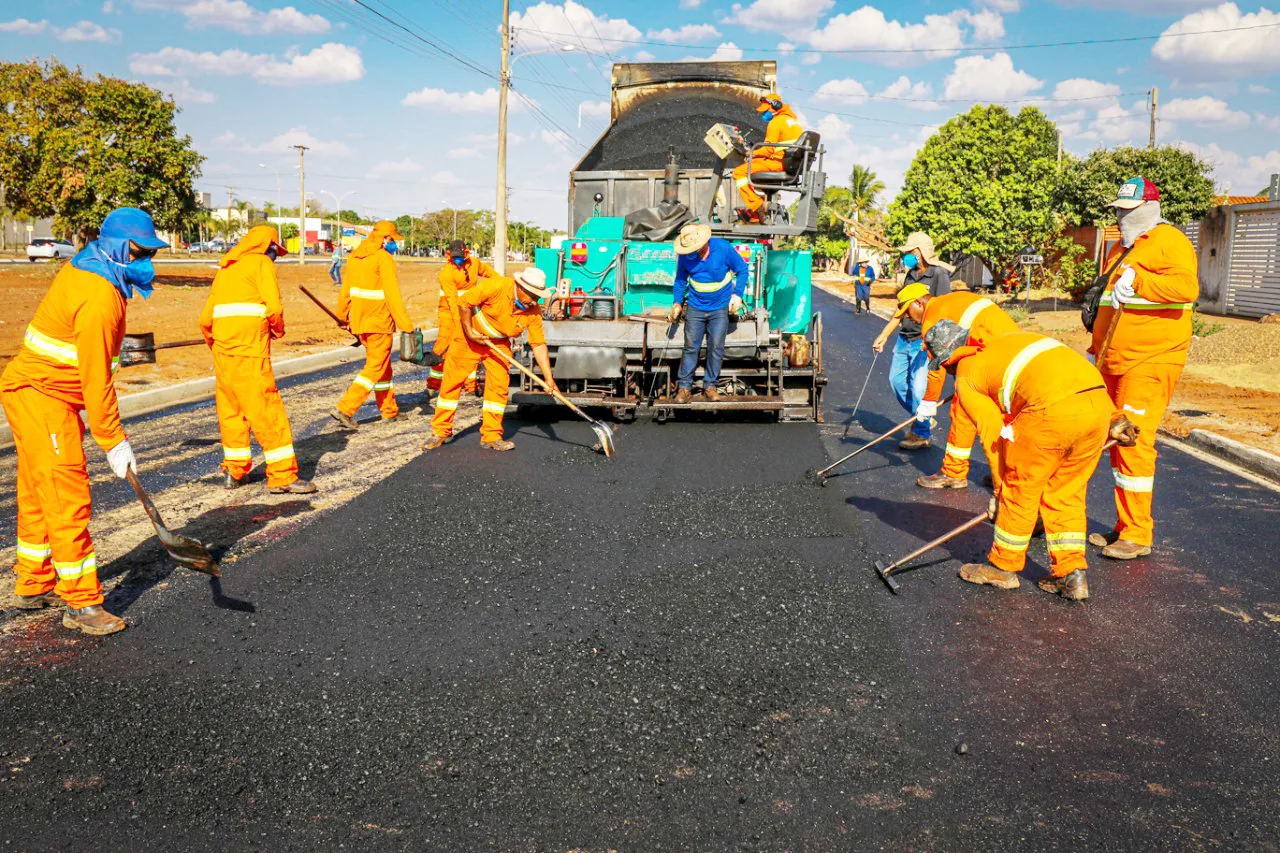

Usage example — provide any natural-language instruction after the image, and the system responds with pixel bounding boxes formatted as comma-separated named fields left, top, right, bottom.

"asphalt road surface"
left=0, top=289, right=1277, bottom=850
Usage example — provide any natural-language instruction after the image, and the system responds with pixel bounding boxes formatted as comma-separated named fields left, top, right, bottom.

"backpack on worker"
left=1080, top=245, right=1135, bottom=332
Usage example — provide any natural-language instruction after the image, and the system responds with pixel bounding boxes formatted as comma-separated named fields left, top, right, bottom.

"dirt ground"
left=818, top=274, right=1280, bottom=457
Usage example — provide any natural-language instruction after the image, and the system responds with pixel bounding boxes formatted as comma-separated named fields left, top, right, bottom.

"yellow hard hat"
left=893, top=283, right=930, bottom=318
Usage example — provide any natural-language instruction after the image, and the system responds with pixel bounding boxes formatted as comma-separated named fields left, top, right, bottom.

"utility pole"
left=1148, top=87, right=1158, bottom=149
left=293, top=144, right=309, bottom=265
left=494, top=0, right=511, bottom=274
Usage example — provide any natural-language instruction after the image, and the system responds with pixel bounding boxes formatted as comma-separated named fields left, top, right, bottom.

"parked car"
left=26, top=238, right=76, bottom=262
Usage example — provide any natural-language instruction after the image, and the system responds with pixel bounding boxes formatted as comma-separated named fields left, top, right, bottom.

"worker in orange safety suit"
left=428, top=238, right=495, bottom=395
left=331, top=220, right=418, bottom=430
left=424, top=267, right=558, bottom=452
left=199, top=225, right=316, bottom=495
left=0, top=207, right=173, bottom=635
left=923, top=321, right=1138, bottom=601
left=732, top=93, right=803, bottom=224
left=1087, top=177, right=1199, bottom=561
left=898, top=288, right=1022, bottom=490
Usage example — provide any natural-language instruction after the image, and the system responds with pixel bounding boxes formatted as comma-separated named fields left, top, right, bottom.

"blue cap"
left=100, top=207, right=169, bottom=250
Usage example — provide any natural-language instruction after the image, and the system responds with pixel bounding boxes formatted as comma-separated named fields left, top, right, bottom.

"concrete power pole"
left=494, top=0, right=511, bottom=274
left=1149, top=87, right=1158, bottom=149
left=293, top=144, right=309, bottom=265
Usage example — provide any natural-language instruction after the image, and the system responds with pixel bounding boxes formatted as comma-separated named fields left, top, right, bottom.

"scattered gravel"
left=1188, top=323, right=1280, bottom=365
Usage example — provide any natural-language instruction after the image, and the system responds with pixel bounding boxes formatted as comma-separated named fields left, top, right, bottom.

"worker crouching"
left=924, top=321, right=1138, bottom=601
left=429, top=239, right=494, bottom=395
left=424, top=267, right=558, bottom=452
left=199, top=225, right=315, bottom=494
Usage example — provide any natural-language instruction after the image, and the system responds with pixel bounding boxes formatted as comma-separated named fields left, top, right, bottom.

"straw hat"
left=898, top=231, right=955, bottom=273
left=513, top=267, right=552, bottom=300
left=674, top=223, right=713, bottom=255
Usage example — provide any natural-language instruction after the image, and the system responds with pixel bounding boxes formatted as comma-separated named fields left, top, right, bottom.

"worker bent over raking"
left=667, top=223, right=750, bottom=404
left=1087, top=177, right=1199, bottom=561
left=429, top=239, right=494, bottom=395
left=732, top=92, right=803, bottom=224
left=900, top=289, right=1021, bottom=490
left=199, top=225, right=315, bottom=495
left=424, top=267, right=558, bottom=453
left=0, top=208, right=174, bottom=636
left=331, top=220, right=418, bottom=430
left=924, top=322, right=1139, bottom=601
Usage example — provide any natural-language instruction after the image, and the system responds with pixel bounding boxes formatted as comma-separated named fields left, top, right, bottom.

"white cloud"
left=878, top=75, right=938, bottom=110
left=633, top=50, right=656, bottom=61
left=133, top=0, right=329, bottom=35
left=401, top=87, right=534, bottom=113
left=731, top=0, right=833, bottom=38
left=807, top=8, right=1001, bottom=66
left=579, top=99, right=610, bottom=117
left=814, top=78, right=870, bottom=105
left=1248, top=83, right=1272, bottom=94
left=682, top=41, right=744, bottom=61
left=679, top=0, right=702, bottom=7
left=978, top=0, right=1021, bottom=10
left=646, top=24, right=719, bottom=41
left=431, top=170, right=464, bottom=187
left=813, top=113, right=921, bottom=202
left=966, top=9, right=1005, bottom=40
left=1176, top=141, right=1280, bottom=194
left=1153, top=3, right=1280, bottom=76
left=217, top=127, right=351, bottom=156
left=0, top=18, right=48, bottom=34
left=130, top=43, right=364, bottom=86
left=777, top=41, right=796, bottom=55
left=162, top=79, right=217, bottom=104
left=509, top=1, right=640, bottom=52
left=368, top=159, right=423, bottom=178
left=102, top=1, right=115, bottom=11
left=447, top=147, right=484, bottom=160
left=1255, top=113, right=1280, bottom=131
left=1091, top=99, right=1149, bottom=142
left=56, top=20, right=121, bottom=42
left=943, top=53, right=1042, bottom=100
left=1161, top=95, right=1251, bottom=128
left=801, top=53, right=822, bottom=65
left=1052, top=78, right=1122, bottom=102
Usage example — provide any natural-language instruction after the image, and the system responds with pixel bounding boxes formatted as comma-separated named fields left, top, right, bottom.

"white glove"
left=1111, top=266, right=1137, bottom=308
left=999, top=424, right=1015, bottom=443
left=106, top=439, right=136, bottom=479
left=728, top=295, right=744, bottom=314
left=915, top=400, right=939, bottom=422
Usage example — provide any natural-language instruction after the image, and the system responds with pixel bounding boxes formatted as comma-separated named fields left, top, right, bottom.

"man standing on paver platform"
left=1086, top=177, right=1198, bottom=561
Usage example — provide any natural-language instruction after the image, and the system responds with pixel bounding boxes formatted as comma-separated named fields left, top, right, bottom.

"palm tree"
left=848, top=165, right=885, bottom=223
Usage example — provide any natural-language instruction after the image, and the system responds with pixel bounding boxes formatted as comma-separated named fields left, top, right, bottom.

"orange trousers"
left=1103, top=363, right=1181, bottom=547
left=733, top=158, right=785, bottom=213
left=940, top=397, right=980, bottom=481
left=1, top=387, right=103, bottom=607
left=338, top=332, right=397, bottom=420
left=426, top=338, right=477, bottom=395
left=214, top=354, right=298, bottom=489
left=430, top=337, right=511, bottom=443
left=989, top=390, right=1111, bottom=577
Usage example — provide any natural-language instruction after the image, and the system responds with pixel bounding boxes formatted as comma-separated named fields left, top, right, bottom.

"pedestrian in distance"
left=667, top=222, right=751, bottom=404
left=328, top=244, right=345, bottom=287
left=840, top=245, right=876, bottom=314
left=1, top=207, right=172, bottom=635
left=199, top=225, right=316, bottom=495
left=871, top=232, right=953, bottom=450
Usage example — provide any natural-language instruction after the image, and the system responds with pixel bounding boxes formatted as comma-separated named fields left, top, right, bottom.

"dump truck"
left=512, top=60, right=827, bottom=422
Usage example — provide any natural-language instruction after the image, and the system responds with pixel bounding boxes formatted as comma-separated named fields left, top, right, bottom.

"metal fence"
left=1196, top=200, right=1280, bottom=319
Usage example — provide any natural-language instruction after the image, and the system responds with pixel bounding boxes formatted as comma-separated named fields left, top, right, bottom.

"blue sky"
left=3, top=0, right=1280, bottom=231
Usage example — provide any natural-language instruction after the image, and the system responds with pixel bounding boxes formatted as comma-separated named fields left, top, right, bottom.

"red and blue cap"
left=1109, top=176, right=1160, bottom=210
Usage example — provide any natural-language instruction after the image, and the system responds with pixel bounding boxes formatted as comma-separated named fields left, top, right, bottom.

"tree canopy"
left=0, top=59, right=204, bottom=244
left=1056, top=145, right=1216, bottom=226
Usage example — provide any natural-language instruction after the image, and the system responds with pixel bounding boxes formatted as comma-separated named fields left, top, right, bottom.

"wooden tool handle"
left=151, top=338, right=208, bottom=351
left=1096, top=304, right=1124, bottom=366
left=299, top=284, right=345, bottom=326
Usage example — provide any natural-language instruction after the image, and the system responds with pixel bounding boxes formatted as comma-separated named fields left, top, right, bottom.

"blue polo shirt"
left=673, top=238, right=750, bottom=311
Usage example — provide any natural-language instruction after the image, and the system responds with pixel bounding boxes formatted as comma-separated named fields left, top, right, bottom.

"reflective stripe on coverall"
left=336, top=228, right=414, bottom=419
left=732, top=107, right=802, bottom=213
left=430, top=255, right=494, bottom=393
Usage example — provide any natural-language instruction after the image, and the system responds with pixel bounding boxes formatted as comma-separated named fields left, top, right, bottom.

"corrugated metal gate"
left=1180, top=221, right=1200, bottom=253
left=1227, top=207, right=1280, bottom=318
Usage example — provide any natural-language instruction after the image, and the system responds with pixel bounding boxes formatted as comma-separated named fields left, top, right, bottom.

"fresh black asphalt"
left=0, top=289, right=1277, bottom=850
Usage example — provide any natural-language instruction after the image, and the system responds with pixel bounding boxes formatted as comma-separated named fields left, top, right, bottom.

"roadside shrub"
left=1191, top=308, right=1225, bottom=338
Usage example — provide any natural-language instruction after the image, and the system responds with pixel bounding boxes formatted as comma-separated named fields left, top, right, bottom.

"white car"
left=26, top=238, right=76, bottom=262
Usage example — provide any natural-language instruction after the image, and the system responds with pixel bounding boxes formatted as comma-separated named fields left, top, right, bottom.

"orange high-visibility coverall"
left=733, top=106, right=803, bottom=214
left=1091, top=223, right=1198, bottom=547
left=953, top=333, right=1113, bottom=577
left=429, top=254, right=495, bottom=393
left=198, top=226, right=299, bottom=489
left=430, top=275, right=546, bottom=443
left=0, top=266, right=128, bottom=608
left=336, top=227, right=414, bottom=421
left=920, top=292, right=1021, bottom=480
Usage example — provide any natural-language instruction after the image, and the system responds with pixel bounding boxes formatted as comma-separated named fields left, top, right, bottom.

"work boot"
left=1101, top=539, right=1151, bottom=560
left=673, top=387, right=693, bottom=405
left=481, top=439, right=516, bottom=452
left=330, top=410, right=359, bottom=431
left=916, top=472, right=967, bottom=490
left=1088, top=531, right=1120, bottom=548
left=1038, top=570, right=1089, bottom=601
left=703, top=386, right=723, bottom=402
left=898, top=435, right=931, bottom=451
left=381, top=414, right=400, bottom=423
left=422, top=434, right=448, bottom=451
left=13, top=591, right=59, bottom=610
left=982, top=472, right=994, bottom=489
left=63, top=605, right=126, bottom=636
left=269, top=478, right=317, bottom=495
left=959, top=563, right=1021, bottom=590
left=223, top=471, right=245, bottom=490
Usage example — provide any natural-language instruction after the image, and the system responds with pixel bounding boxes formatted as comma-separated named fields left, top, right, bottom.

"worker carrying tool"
left=1086, top=177, right=1199, bottom=561
left=897, top=289, right=1022, bottom=490
left=0, top=208, right=172, bottom=635
left=668, top=223, right=750, bottom=404
left=732, top=93, right=803, bottom=224
left=923, top=322, right=1139, bottom=601
left=424, top=267, right=559, bottom=452
left=199, top=225, right=316, bottom=495
left=331, top=220, right=418, bottom=430
left=429, top=239, right=495, bottom=395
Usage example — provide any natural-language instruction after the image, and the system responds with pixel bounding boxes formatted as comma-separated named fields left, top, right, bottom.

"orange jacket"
left=1091, top=223, right=1198, bottom=375
left=758, top=106, right=803, bottom=162
left=460, top=276, right=547, bottom=346
left=200, top=227, right=285, bottom=358
left=437, top=255, right=496, bottom=349
left=921, top=292, right=1021, bottom=401
left=337, top=247, right=413, bottom=335
left=1, top=264, right=127, bottom=450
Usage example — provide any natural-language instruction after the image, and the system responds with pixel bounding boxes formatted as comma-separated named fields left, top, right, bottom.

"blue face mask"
left=266, top=247, right=279, bottom=261
left=514, top=288, right=529, bottom=311
left=761, top=110, right=774, bottom=123
left=451, top=255, right=465, bottom=267
left=110, top=256, right=156, bottom=299
left=384, top=240, right=398, bottom=255
left=902, top=252, right=919, bottom=270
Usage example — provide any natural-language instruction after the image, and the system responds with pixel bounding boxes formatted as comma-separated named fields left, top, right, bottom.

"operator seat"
left=749, top=131, right=821, bottom=225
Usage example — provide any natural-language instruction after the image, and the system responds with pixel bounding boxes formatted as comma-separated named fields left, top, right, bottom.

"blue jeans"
left=329, top=264, right=342, bottom=286
left=890, top=335, right=931, bottom=438
left=677, top=306, right=729, bottom=389
left=854, top=283, right=871, bottom=304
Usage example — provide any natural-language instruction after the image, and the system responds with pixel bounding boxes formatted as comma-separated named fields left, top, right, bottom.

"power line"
left=786, top=83, right=1152, bottom=105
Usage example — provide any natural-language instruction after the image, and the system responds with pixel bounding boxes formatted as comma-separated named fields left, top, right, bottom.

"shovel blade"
left=155, top=527, right=219, bottom=577
left=874, top=561, right=900, bottom=594
left=592, top=421, right=617, bottom=459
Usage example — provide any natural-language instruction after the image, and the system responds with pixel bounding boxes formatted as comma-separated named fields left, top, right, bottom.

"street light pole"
left=259, top=163, right=282, bottom=241
left=321, top=190, right=356, bottom=256
left=292, top=144, right=308, bottom=265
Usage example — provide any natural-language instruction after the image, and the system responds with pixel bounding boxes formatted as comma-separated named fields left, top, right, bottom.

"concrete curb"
left=1167, top=428, right=1280, bottom=486
left=0, top=345, right=362, bottom=450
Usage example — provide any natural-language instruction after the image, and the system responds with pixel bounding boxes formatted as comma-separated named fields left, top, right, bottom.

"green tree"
left=0, top=59, right=204, bottom=245
left=279, top=222, right=300, bottom=241
left=887, top=105, right=1059, bottom=281
left=847, top=164, right=885, bottom=223
left=1057, top=145, right=1216, bottom=226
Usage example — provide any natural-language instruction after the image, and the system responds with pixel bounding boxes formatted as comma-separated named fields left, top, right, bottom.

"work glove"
left=1109, top=413, right=1141, bottom=447
left=999, top=423, right=1016, bottom=443
left=667, top=303, right=683, bottom=323
left=915, top=400, right=939, bottom=422
left=987, top=495, right=998, bottom=521
left=1111, top=266, right=1138, bottom=308
left=728, top=295, right=744, bottom=315
left=106, top=439, right=137, bottom=480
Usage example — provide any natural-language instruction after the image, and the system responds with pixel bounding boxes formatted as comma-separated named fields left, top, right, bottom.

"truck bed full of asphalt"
left=0, top=289, right=1277, bottom=850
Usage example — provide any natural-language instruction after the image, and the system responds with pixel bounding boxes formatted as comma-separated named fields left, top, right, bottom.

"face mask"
left=452, top=255, right=465, bottom=267
left=266, top=247, right=279, bottom=261
left=761, top=111, right=774, bottom=123
left=384, top=240, right=398, bottom=255
left=513, top=286, right=529, bottom=312
left=110, top=256, right=156, bottom=298
left=902, top=252, right=919, bottom=270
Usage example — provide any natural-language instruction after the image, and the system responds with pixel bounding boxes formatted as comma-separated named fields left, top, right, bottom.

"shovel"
left=298, top=284, right=362, bottom=347
left=125, top=470, right=219, bottom=577
left=484, top=344, right=617, bottom=459
left=118, top=333, right=207, bottom=368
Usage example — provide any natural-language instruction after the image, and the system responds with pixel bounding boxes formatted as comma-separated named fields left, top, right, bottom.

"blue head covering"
left=70, top=207, right=169, bottom=300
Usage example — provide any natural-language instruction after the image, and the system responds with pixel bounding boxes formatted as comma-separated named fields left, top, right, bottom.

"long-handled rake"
left=809, top=394, right=953, bottom=487
left=843, top=349, right=880, bottom=438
